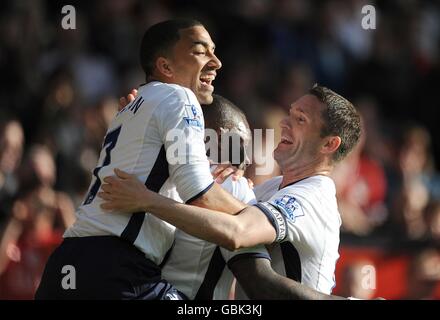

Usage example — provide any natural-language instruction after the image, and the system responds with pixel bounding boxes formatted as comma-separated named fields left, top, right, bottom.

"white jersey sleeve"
left=153, top=86, right=214, bottom=202
left=254, top=176, right=341, bottom=293
left=254, top=177, right=340, bottom=247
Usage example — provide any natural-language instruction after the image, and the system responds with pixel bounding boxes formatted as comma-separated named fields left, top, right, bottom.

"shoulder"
left=254, top=176, right=283, bottom=201
left=294, top=175, right=336, bottom=197
left=140, top=82, right=199, bottom=106
left=274, top=176, right=339, bottom=224
left=272, top=176, right=336, bottom=208
left=160, top=83, right=198, bottom=104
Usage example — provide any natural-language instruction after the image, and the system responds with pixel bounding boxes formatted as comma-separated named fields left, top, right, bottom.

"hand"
left=212, top=162, right=244, bottom=184
left=247, top=178, right=254, bottom=189
left=6, top=243, right=21, bottom=262
left=98, top=168, right=151, bottom=213
left=118, top=89, right=138, bottom=111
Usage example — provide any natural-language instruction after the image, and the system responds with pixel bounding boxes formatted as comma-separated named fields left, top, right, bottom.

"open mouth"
left=280, top=136, right=293, bottom=145
left=199, top=74, right=215, bottom=89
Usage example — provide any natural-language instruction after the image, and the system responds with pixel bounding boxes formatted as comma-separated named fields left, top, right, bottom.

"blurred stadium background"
left=1, top=0, right=440, bottom=299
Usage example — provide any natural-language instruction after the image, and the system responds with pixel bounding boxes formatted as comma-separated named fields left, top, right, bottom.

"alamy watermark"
left=61, top=5, right=76, bottom=30
left=61, top=265, right=76, bottom=290
left=165, top=128, right=276, bottom=176
left=361, top=264, right=376, bottom=290
left=361, top=5, right=376, bottom=30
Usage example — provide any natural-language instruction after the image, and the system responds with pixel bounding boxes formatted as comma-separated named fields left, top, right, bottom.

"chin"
left=273, top=147, right=281, bottom=161
left=273, top=145, right=289, bottom=163
left=198, top=93, right=213, bottom=105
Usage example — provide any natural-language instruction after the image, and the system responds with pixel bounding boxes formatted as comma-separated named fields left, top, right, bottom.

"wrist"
left=139, top=188, right=156, bottom=212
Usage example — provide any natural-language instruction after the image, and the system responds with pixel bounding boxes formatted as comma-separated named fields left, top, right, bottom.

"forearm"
left=99, top=170, right=274, bottom=249
left=145, top=191, right=276, bottom=250
left=189, top=183, right=247, bottom=215
left=146, top=191, right=242, bottom=250
left=265, top=273, right=346, bottom=300
left=231, top=258, right=346, bottom=300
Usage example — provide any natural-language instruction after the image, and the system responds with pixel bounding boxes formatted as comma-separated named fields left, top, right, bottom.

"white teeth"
left=200, top=75, right=215, bottom=81
left=281, top=136, right=293, bottom=144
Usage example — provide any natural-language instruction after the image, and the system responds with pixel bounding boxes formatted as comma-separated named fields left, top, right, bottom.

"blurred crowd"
left=1, top=0, right=440, bottom=299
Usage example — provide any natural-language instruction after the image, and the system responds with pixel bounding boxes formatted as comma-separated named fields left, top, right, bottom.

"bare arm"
left=229, top=257, right=346, bottom=300
left=189, top=182, right=247, bottom=215
left=98, top=169, right=276, bottom=251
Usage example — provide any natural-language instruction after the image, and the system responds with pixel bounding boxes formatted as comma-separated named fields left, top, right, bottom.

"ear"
left=321, top=136, right=341, bottom=156
left=155, top=57, right=173, bottom=78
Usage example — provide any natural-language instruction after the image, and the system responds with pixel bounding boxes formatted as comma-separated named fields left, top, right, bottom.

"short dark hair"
left=202, top=95, right=251, bottom=169
left=202, top=94, right=249, bottom=133
left=309, top=84, right=361, bottom=162
left=140, top=19, right=203, bottom=80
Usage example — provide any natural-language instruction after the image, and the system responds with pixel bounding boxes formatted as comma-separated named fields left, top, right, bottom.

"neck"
left=146, top=76, right=162, bottom=84
left=147, top=73, right=170, bottom=84
left=279, top=158, right=332, bottom=189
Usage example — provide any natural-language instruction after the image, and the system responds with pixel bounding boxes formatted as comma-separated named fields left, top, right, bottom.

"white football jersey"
left=161, top=172, right=269, bottom=300
left=64, top=82, right=214, bottom=265
left=236, top=175, right=341, bottom=299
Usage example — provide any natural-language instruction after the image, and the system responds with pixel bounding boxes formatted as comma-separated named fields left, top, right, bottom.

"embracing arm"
left=230, top=257, right=346, bottom=300
left=188, top=182, right=247, bottom=214
left=148, top=193, right=276, bottom=251
left=98, top=169, right=276, bottom=251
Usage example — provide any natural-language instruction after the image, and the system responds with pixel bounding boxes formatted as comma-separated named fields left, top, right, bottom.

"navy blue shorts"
left=35, top=236, right=186, bottom=300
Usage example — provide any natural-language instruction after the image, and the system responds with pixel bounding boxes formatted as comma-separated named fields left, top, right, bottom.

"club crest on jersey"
left=184, top=104, right=203, bottom=129
left=272, top=195, right=304, bottom=222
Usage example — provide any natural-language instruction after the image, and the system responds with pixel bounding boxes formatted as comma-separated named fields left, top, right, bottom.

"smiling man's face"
left=167, top=25, right=222, bottom=105
left=274, top=94, right=327, bottom=170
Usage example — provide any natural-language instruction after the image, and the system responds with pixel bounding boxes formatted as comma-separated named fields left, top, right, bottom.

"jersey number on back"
left=83, top=126, right=122, bottom=205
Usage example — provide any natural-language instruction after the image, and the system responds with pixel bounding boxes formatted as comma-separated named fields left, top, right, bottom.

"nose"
left=279, top=117, right=291, bottom=129
left=208, top=52, right=222, bottom=70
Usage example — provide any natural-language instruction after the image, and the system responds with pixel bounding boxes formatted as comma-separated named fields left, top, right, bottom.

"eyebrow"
left=291, top=107, right=310, bottom=120
left=192, top=41, right=215, bottom=51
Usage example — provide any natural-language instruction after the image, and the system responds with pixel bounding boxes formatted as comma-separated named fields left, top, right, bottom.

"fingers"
left=212, top=162, right=231, bottom=178
left=97, top=191, right=112, bottom=201
left=232, top=169, right=245, bottom=181
left=100, top=202, right=115, bottom=211
left=119, top=89, right=138, bottom=110
left=215, top=167, right=235, bottom=184
left=127, top=89, right=138, bottom=102
left=98, top=191, right=116, bottom=211
left=247, top=178, right=254, bottom=189
left=127, top=94, right=135, bottom=102
left=114, top=168, right=133, bottom=179
left=100, top=183, right=113, bottom=193
left=119, top=97, right=127, bottom=111
left=98, top=191, right=123, bottom=212
left=103, top=176, right=118, bottom=184
left=212, top=162, right=240, bottom=183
